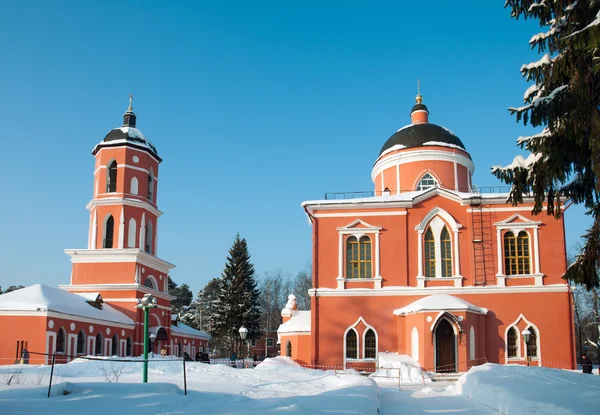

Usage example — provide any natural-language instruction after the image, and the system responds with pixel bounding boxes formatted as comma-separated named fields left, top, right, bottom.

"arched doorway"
left=435, top=319, right=456, bottom=373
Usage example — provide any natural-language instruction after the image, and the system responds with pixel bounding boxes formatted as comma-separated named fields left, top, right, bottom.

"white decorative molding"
left=411, top=169, right=443, bottom=191
left=86, top=197, right=162, bottom=218
left=91, top=209, right=97, bottom=250
left=140, top=212, right=146, bottom=251
left=3, top=310, right=135, bottom=329
left=64, top=248, right=176, bottom=273
left=130, top=176, right=139, bottom=195
left=336, top=276, right=345, bottom=290
left=95, top=146, right=161, bottom=165
left=307, top=284, right=569, bottom=297
left=314, top=211, right=407, bottom=218
left=373, top=275, right=382, bottom=289
left=395, top=164, right=400, bottom=195
left=416, top=276, right=463, bottom=288
left=411, top=327, right=419, bottom=363
left=453, top=161, right=458, bottom=191
left=118, top=207, right=125, bottom=249
left=128, top=218, right=136, bottom=248
left=372, top=149, right=475, bottom=183
left=494, top=216, right=543, bottom=283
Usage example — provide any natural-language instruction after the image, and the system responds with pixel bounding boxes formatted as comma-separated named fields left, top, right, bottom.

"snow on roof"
left=0, top=284, right=134, bottom=325
left=75, top=292, right=102, bottom=302
left=422, top=141, right=466, bottom=151
left=302, top=187, right=510, bottom=208
left=171, top=322, right=211, bottom=340
left=277, top=310, right=311, bottom=335
left=393, top=294, right=488, bottom=316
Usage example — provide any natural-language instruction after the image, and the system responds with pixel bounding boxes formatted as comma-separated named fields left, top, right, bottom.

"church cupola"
left=122, top=94, right=137, bottom=128
left=410, top=81, right=429, bottom=124
left=371, top=88, right=474, bottom=195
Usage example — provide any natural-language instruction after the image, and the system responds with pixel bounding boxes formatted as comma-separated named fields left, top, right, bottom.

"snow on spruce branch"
left=521, top=54, right=555, bottom=72
left=509, top=84, right=568, bottom=112
left=516, top=127, right=551, bottom=145
left=567, top=9, right=600, bottom=38
left=491, top=152, right=543, bottom=176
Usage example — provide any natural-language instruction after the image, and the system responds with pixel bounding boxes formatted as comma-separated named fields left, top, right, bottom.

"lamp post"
left=239, top=326, right=250, bottom=361
left=522, top=328, right=531, bottom=366
left=135, top=293, right=157, bottom=383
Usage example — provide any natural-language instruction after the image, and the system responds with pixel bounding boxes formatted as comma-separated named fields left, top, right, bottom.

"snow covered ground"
left=1, top=358, right=598, bottom=414
left=0, top=357, right=380, bottom=414
left=456, top=363, right=600, bottom=415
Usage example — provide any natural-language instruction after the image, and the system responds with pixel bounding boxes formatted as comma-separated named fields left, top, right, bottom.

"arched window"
left=56, top=328, right=66, bottom=353
left=507, top=327, right=518, bottom=358
left=111, top=334, right=119, bottom=356
left=145, top=220, right=153, bottom=254
left=130, top=176, right=139, bottom=195
left=504, top=231, right=530, bottom=275
left=77, top=330, right=86, bottom=354
left=424, top=228, right=436, bottom=277
left=440, top=226, right=452, bottom=277
left=527, top=327, right=538, bottom=358
left=416, top=173, right=437, bottom=191
left=346, top=236, right=372, bottom=279
left=345, top=329, right=358, bottom=359
left=144, top=277, right=156, bottom=290
left=147, top=169, right=154, bottom=201
left=106, top=160, right=117, bottom=193
left=286, top=340, right=292, bottom=357
left=364, top=329, right=376, bottom=359
left=95, top=333, right=103, bottom=355
left=103, top=215, right=114, bottom=248
left=126, top=336, right=133, bottom=356
left=127, top=218, right=136, bottom=248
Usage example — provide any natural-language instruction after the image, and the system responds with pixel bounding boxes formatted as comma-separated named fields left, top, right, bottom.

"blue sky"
left=0, top=1, right=591, bottom=295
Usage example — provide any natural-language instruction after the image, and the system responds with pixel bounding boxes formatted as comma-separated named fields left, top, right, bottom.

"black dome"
left=379, top=123, right=468, bottom=157
left=92, top=126, right=161, bottom=161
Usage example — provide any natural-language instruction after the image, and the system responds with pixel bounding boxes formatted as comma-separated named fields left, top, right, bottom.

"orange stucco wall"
left=305, top=291, right=573, bottom=372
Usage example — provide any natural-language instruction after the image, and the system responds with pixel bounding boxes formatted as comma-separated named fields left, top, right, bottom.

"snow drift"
left=456, top=363, right=600, bottom=415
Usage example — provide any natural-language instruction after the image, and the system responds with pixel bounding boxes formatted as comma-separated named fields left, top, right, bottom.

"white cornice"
left=0, top=310, right=135, bottom=329
left=372, top=149, right=475, bottom=182
left=86, top=197, right=162, bottom=217
left=64, top=248, right=176, bottom=273
left=307, top=284, right=568, bottom=297
left=60, top=283, right=177, bottom=301
left=314, top=211, right=407, bottom=218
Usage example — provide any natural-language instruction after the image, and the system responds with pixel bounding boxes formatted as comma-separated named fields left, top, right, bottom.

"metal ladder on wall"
left=470, top=187, right=493, bottom=286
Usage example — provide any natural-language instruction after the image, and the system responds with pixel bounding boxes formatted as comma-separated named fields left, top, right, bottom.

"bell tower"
left=61, top=96, right=176, bottom=338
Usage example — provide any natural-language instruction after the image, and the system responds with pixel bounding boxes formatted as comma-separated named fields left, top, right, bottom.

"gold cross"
left=128, top=94, right=133, bottom=111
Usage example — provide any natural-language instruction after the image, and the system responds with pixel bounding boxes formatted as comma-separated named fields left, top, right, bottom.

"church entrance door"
left=435, top=319, right=456, bottom=373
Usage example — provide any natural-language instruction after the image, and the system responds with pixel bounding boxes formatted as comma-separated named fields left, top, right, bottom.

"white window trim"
left=414, top=172, right=439, bottom=191
left=495, top=214, right=543, bottom=287
left=505, top=326, right=521, bottom=361
left=415, top=208, right=463, bottom=288
left=361, top=325, right=378, bottom=361
left=524, top=324, right=541, bottom=360
left=343, top=327, right=359, bottom=368
left=469, top=325, right=476, bottom=361
left=336, top=220, right=382, bottom=289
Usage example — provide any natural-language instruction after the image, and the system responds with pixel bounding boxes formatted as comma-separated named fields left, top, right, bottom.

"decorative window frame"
left=343, top=317, right=376, bottom=368
left=413, top=170, right=442, bottom=191
left=336, top=220, right=383, bottom=289
left=343, top=327, right=359, bottom=366
left=414, top=208, right=463, bottom=288
left=504, top=314, right=541, bottom=363
left=361, top=324, right=378, bottom=362
left=494, top=214, right=543, bottom=286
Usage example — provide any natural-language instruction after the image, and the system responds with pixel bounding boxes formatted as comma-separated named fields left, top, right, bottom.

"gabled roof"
left=393, top=294, right=488, bottom=316
left=0, top=284, right=134, bottom=325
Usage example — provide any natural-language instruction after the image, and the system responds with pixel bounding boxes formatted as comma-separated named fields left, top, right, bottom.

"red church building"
left=0, top=98, right=209, bottom=364
left=278, top=93, right=576, bottom=373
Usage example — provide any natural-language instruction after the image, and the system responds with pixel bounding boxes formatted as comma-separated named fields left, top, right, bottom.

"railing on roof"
left=323, top=185, right=514, bottom=200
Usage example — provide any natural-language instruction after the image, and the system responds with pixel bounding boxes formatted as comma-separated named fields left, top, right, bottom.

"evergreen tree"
left=168, top=276, right=193, bottom=315
left=494, top=1, right=600, bottom=289
left=211, top=233, right=261, bottom=356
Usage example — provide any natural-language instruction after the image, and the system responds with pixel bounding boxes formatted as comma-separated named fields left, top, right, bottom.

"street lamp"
left=135, top=293, right=157, bottom=383
left=149, top=333, right=157, bottom=358
left=239, top=326, right=250, bottom=361
left=522, top=328, right=531, bottom=366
